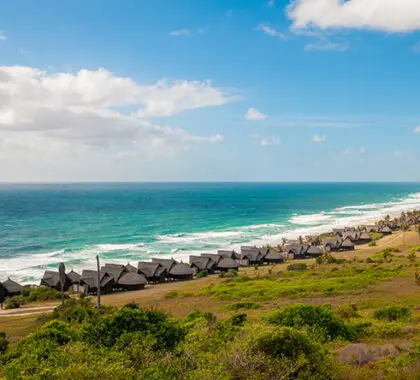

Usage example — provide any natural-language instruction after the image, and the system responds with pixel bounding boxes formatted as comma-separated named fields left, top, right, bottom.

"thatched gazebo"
left=169, top=263, right=194, bottom=281
left=138, top=262, right=167, bottom=283
left=2, top=278, right=23, bottom=297
left=118, top=272, right=147, bottom=291
left=380, top=226, right=392, bottom=235
left=41, top=270, right=70, bottom=291
left=217, top=257, right=239, bottom=272
left=217, top=250, right=240, bottom=260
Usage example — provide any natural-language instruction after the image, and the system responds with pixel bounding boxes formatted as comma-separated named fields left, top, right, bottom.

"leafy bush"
left=184, top=309, right=216, bottom=327
left=52, top=298, right=99, bottom=324
left=373, top=305, right=411, bottom=322
left=368, top=241, right=377, bottom=247
left=0, top=332, right=8, bottom=354
left=26, top=286, right=64, bottom=302
left=27, top=320, right=79, bottom=345
left=287, top=263, right=308, bottom=271
left=408, top=245, right=420, bottom=253
left=370, top=232, right=384, bottom=241
left=372, top=322, right=404, bottom=338
left=335, top=304, right=360, bottom=319
left=264, top=304, right=358, bottom=341
left=227, top=301, right=260, bottom=311
left=196, top=270, right=208, bottom=279
left=228, top=269, right=238, bottom=277
left=164, top=290, right=179, bottom=299
left=231, top=312, right=247, bottom=326
left=4, top=296, right=25, bottom=309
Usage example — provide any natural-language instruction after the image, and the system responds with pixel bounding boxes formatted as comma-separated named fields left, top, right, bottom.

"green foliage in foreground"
left=373, top=305, right=412, bottom=322
left=4, top=287, right=64, bottom=309
left=190, top=265, right=405, bottom=301
left=408, top=245, right=420, bottom=253
left=226, top=302, right=261, bottom=311
left=264, top=304, right=358, bottom=342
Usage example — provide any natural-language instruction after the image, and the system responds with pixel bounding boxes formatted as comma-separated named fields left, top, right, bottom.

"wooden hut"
left=340, top=237, right=355, bottom=251
left=217, top=250, right=240, bottom=260
left=217, top=257, right=239, bottom=272
left=151, top=258, right=178, bottom=273
left=125, top=263, right=137, bottom=273
left=323, top=238, right=341, bottom=253
left=263, top=251, right=284, bottom=264
left=80, top=270, right=114, bottom=295
left=169, top=263, right=194, bottom=281
left=286, top=244, right=309, bottom=258
left=138, top=262, right=167, bottom=283
left=358, top=232, right=372, bottom=243
left=2, top=278, right=23, bottom=297
left=67, top=270, right=81, bottom=292
left=342, top=231, right=360, bottom=242
left=240, top=247, right=264, bottom=266
left=200, top=253, right=222, bottom=263
left=306, top=245, right=323, bottom=257
left=332, top=228, right=345, bottom=236
left=101, top=263, right=128, bottom=289
left=380, top=226, right=392, bottom=235
left=189, top=256, right=217, bottom=274
left=118, top=272, right=147, bottom=291
left=41, top=270, right=70, bottom=291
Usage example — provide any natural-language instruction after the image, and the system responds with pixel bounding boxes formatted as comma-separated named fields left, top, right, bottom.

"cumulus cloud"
left=252, top=133, right=280, bottom=146
left=312, top=133, right=326, bottom=142
left=414, top=126, right=420, bottom=133
left=170, top=29, right=191, bottom=36
left=257, top=24, right=287, bottom=39
left=0, top=66, right=231, bottom=161
left=288, top=0, right=420, bottom=33
left=245, top=107, right=267, bottom=121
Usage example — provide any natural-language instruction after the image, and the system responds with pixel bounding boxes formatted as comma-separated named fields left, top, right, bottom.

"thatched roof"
left=217, top=250, right=240, bottom=260
left=41, top=271, right=61, bottom=288
left=332, top=228, right=345, bottom=235
left=218, top=257, right=239, bottom=270
left=201, top=253, right=222, bottom=263
left=263, top=251, right=284, bottom=262
left=323, top=238, right=341, bottom=248
left=342, top=232, right=360, bottom=241
left=138, top=262, right=167, bottom=278
left=381, top=226, right=392, bottom=234
left=170, top=263, right=194, bottom=276
left=240, top=249, right=263, bottom=262
left=102, top=264, right=127, bottom=283
left=80, top=270, right=114, bottom=288
left=189, top=256, right=216, bottom=271
left=359, top=232, right=372, bottom=240
left=125, top=263, right=137, bottom=273
left=341, top=238, right=355, bottom=248
left=306, top=245, right=323, bottom=256
left=67, top=270, right=81, bottom=284
left=118, top=272, right=147, bottom=286
left=151, top=258, right=178, bottom=272
left=286, top=244, right=309, bottom=256
left=2, top=278, right=23, bottom=294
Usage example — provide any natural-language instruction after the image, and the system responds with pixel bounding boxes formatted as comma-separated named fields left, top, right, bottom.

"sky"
left=0, top=0, right=420, bottom=182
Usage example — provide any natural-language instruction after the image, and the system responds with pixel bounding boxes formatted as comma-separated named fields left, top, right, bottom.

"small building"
left=125, top=263, right=138, bottom=273
left=332, top=228, right=345, bottom=236
left=41, top=270, right=70, bottom=291
left=2, top=278, right=23, bottom=298
left=200, top=253, right=222, bottom=263
left=217, top=257, right=239, bottom=272
left=380, top=226, right=392, bottom=235
left=217, top=250, right=240, bottom=260
left=118, top=272, right=147, bottom=291
left=189, top=256, right=217, bottom=274
left=340, top=237, right=355, bottom=251
left=306, top=245, right=323, bottom=257
left=240, top=247, right=264, bottom=266
left=358, top=232, right=372, bottom=243
left=169, top=263, right=194, bottom=281
left=323, top=238, right=342, bottom=253
left=101, top=263, right=128, bottom=289
left=67, top=270, right=82, bottom=292
left=286, top=244, right=309, bottom=258
left=151, top=258, right=178, bottom=273
left=263, top=251, right=284, bottom=264
left=138, top=262, right=167, bottom=283
left=80, top=270, right=114, bottom=295
left=342, top=231, right=360, bottom=242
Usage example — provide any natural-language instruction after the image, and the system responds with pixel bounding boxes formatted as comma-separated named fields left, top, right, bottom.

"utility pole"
left=96, top=255, right=101, bottom=314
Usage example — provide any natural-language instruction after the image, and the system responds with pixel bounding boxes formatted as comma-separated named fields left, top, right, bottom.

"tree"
left=416, top=224, right=420, bottom=242
left=401, top=223, right=410, bottom=247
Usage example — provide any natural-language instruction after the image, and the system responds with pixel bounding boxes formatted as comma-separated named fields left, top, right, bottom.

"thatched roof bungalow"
left=80, top=270, right=114, bottom=295
left=342, top=231, right=360, bottom=242
left=118, top=272, right=147, bottom=290
left=200, top=253, right=222, bottom=263
left=169, top=263, right=194, bottom=281
left=286, top=244, right=309, bottom=258
left=217, top=250, right=240, bottom=260
left=340, top=237, right=355, bottom=251
left=323, top=238, right=341, bottom=252
left=380, top=226, right=392, bottom=235
left=2, top=278, right=23, bottom=297
left=101, top=264, right=128, bottom=288
left=358, top=232, right=372, bottom=243
left=67, top=270, right=81, bottom=285
left=151, top=258, right=178, bottom=272
left=332, top=228, right=345, bottom=236
left=263, top=251, right=284, bottom=264
left=41, top=270, right=70, bottom=291
left=240, top=248, right=264, bottom=266
left=125, top=263, right=137, bottom=273
left=138, top=262, right=167, bottom=283
left=189, top=256, right=217, bottom=274
left=217, top=257, right=239, bottom=272
left=306, top=245, right=323, bottom=257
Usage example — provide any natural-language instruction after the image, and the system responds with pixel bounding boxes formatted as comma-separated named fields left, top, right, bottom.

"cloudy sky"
left=0, top=0, right=419, bottom=182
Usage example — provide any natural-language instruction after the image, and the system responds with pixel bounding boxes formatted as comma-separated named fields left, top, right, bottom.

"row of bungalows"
left=284, top=244, right=324, bottom=259
left=360, top=225, right=393, bottom=235
left=0, top=278, right=23, bottom=304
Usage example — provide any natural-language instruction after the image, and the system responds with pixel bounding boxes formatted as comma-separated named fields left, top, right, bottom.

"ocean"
left=1, top=182, right=420, bottom=284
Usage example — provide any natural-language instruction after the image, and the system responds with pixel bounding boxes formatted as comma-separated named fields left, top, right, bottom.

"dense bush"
left=196, top=270, right=208, bottom=279
left=368, top=241, right=377, bottom=247
left=373, top=305, right=412, bottom=322
left=335, top=304, right=360, bottom=319
left=4, top=296, right=24, bottom=309
left=287, top=263, right=308, bottom=271
left=264, top=304, right=358, bottom=342
left=26, top=286, right=64, bottom=302
left=227, top=301, right=260, bottom=311
left=0, top=332, right=8, bottom=354
left=228, top=269, right=238, bottom=277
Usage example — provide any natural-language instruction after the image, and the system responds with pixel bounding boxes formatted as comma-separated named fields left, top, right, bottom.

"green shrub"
left=26, top=286, right=64, bottom=302
left=370, top=232, right=384, bottom=241
left=196, top=270, right=208, bottom=279
left=335, top=304, right=360, bottom=319
left=373, top=322, right=404, bottom=338
left=287, top=263, right=308, bottom=271
left=264, top=304, right=358, bottom=342
left=227, top=301, right=260, bottom=311
left=368, top=241, right=377, bottom=247
left=373, top=305, right=411, bottom=322
left=228, top=269, right=238, bottom=277
left=4, top=296, right=25, bottom=309
left=0, top=332, right=8, bottom=354
left=164, top=290, right=179, bottom=299
left=231, top=312, right=247, bottom=326
left=366, top=257, right=375, bottom=263
left=408, top=245, right=420, bottom=253
left=184, top=309, right=216, bottom=326
left=52, top=298, right=98, bottom=324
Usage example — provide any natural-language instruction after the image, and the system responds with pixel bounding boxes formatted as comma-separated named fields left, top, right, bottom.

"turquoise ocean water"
left=1, top=182, right=420, bottom=283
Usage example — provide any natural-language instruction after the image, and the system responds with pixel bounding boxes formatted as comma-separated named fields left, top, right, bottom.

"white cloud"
left=360, top=147, right=366, bottom=154
left=257, top=24, right=287, bottom=39
left=0, top=66, right=231, bottom=161
left=305, top=41, right=348, bottom=51
left=245, top=107, right=267, bottom=121
left=414, top=126, right=420, bottom=133
left=312, top=133, right=326, bottom=142
left=0, top=31, right=6, bottom=41
left=170, top=29, right=191, bottom=37
left=288, top=0, right=420, bottom=33
left=267, top=0, right=275, bottom=7
left=252, top=133, right=280, bottom=146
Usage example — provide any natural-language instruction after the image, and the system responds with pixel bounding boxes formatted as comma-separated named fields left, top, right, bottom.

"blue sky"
left=0, top=0, right=419, bottom=181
